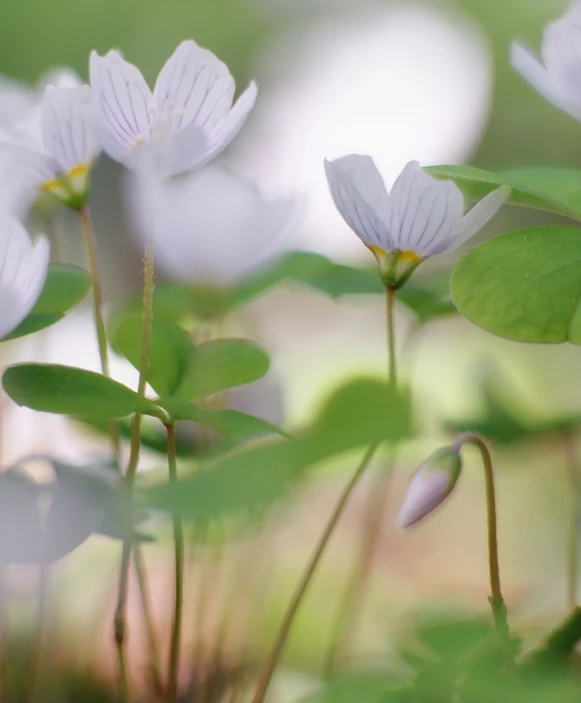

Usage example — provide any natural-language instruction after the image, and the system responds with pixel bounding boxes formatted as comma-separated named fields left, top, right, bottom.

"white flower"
left=125, top=165, right=298, bottom=287
left=0, top=83, right=101, bottom=209
left=0, top=69, right=89, bottom=213
left=324, top=156, right=509, bottom=287
left=396, top=447, right=462, bottom=529
left=511, top=1, right=581, bottom=121
left=90, top=40, right=258, bottom=179
left=0, top=214, right=50, bottom=340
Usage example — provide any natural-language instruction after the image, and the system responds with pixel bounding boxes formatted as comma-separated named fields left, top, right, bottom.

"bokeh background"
left=0, top=0, right=580, bottom=700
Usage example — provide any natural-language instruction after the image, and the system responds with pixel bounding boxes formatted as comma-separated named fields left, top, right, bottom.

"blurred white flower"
left=325, top=156, right=509, bottom=287
left=90, top=41, right=258, bottom=179
left=0, top=68, right=80, bottom=140
left=0, top=83, right=101, bottom=210
left=0, top=69, right=87, bottom=213
left=125, top=165, right=298, bottom=287
left=0, top=214, right=50, bottom=340
left=511, top=1, right=581, bottom=121
left=396, top=446, right=462, bottom=528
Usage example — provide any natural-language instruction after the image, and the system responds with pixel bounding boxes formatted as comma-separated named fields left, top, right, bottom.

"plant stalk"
left=249, top=443, right=379, bottom=703
left=453, top=433, right=513, bottom=669
left=562, top=433, right=579, bottom=611
left=166, top=423, right=184, bottom=702
left=114, top=239, right=155, bottom=702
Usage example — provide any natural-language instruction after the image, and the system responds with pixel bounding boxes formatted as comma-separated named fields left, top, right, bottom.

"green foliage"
left=450, top=226, right=581, bottom=343
left=145, top=378, right=411, bottom=523
left=3, top=364, right=165, bottom=420
left=174, top=339, right=270, bottom=401
left=426, top=165, right=581, bottom=220
left=2, top=265, right=91, bottom=341
left=110, top=312, right=195, bottom=397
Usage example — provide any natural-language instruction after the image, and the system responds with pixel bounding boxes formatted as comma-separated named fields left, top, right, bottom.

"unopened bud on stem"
left=396, top=446, right=462, bottom=528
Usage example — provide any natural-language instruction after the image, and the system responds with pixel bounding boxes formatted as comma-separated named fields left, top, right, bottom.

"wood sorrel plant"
left=1, top=3, right=581, bottom=703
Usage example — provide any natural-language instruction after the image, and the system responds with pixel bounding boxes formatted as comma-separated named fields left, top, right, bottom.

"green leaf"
left=305, top=672, right=405, bottom=703
left=158, top=397, right=287, bottom=441
left=450, top=226, right=581, bottom=344
left=522, top=608, right=581, bottom=672
left=175, top=339, right=270, bottom=400
left=3, top=265, right=91, bottom=341
left=110, top=312, right=195, bottom=397
left=426, top=165, right=581, bottom=220
left=145, top=378, right=412, bottom=523
left=308, top=378, right=413, bottom=458
left=3, top=364, right=165, bottom=420
left=145, top=438, right=305, bottom=523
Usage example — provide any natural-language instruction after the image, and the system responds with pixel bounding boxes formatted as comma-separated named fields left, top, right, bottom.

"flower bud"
left=396, top=446, right=462, bottom=528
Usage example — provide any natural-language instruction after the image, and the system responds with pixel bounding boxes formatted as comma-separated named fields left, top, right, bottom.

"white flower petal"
left=386, top=161, right=463, bottom=255
left=41, top=85, right=101, bottom=173
left=434, top=184, right=510, bottom=254
left=0, top=143, right=59, bottom=187
left=153, top=40, right=235, bottom=132
left=0, top=217, right=49, bottom=340
left=0, top=76, right=35, bottom=133
left=125, top=165, right=298, bottom=286
left=324, top=158, right=392, bottom=251
left=330, top=154, right=390, bottom=219
left=198, top=81, right=258, bottom=168
left=510, top=41, right=581, bottom=119
left=155, top=125, right=209, bottom=179
left=89, top=50, right=153, bottom=162
left=38, top=67, right=82, bottom=92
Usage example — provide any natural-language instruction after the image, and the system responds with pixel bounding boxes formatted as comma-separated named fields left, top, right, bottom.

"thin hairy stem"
left=78, top=205, right=121, bottom=464
left=562, top=433, right=579, bottom=611
left=114, top=239, right=155, bottom=702
left=453, top=433, right=513, bottom=670
left=166, top=424, right=184, bottom=702
left=250, top=443, right=379, bottom=703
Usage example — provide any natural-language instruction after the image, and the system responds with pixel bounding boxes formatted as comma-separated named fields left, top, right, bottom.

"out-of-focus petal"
left=0, top=217, right=50, bottom=340
left=153, top=40, right=235, bottom=131
left=41, top=86, right=101, bottom=173
left=434, top=185, right=510, bottom=254
left=324, top=157, right=392, bottom=251
left=125, top=165, right=298, bottom=286
left=89, top=50, right=152, bottom=162
left=385, top=161, right=463, bottom=256
left=510, top=42, right=581, bottom=119
left=38, top=68, right=82, bottom=92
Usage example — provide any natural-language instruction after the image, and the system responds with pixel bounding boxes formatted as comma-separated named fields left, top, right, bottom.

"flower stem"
left=114, top=239, right=155, bottom=702
left=562, top=433, right=579, bottom=611
left=453, top=433, right=513, bottom=669
left=386, top=287, right=397, bottom=385
left=322, top=456, right=396, bottom=676
left=26, top=565, right=49, bottom=703
left=323, top=286, right=400, bottom=675
left=77, top=205, right=121, bottom=464
left=166, top=423, right=184, bottom=702
left=249, top=443, right=379, bottom=703
left=78, top=205, right=110, bottom=377
left=132, top=547, right=163, bottom=694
